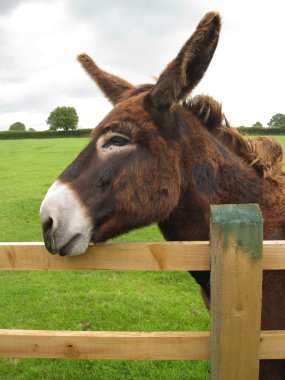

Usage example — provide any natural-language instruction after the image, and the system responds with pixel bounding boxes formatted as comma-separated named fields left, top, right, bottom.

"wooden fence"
left=1, top=204, right=285, bottom=379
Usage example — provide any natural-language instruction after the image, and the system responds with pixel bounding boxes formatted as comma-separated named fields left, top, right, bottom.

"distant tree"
left=46, top=106, right=79, bottom=131
left=251, top=121, right=263, bottom=128
left=29, top=128, right=36, bottom=132
left=9, top=122, right=26, bottom=131
left=268, top=113, right=285, bottom=128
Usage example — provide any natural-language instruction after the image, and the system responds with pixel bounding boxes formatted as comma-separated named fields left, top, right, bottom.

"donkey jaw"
left=40, top=180, right=93, bottom=256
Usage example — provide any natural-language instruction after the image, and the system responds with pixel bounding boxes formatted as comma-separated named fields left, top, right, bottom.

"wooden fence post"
left=210, top=204, right=263, bottom=380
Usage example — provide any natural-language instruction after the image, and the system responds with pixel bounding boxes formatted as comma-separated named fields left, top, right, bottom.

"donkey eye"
left=97, top=131, right=135, bottom=154
left=103, top=135, right=130, bottom=149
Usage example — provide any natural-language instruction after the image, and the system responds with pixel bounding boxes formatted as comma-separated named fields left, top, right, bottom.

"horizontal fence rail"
left=1, top=241, right=285, bottom=271
left=0, top=330, right=284, bottom=360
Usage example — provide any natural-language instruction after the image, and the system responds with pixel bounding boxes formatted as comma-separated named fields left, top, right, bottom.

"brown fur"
left=189, top=94, right=284, bottom=180
left=77, top=53, right=134, bottom=104
left=150, top=13, right=221, bottom=107
left=45, top=12, right=285, bottom=379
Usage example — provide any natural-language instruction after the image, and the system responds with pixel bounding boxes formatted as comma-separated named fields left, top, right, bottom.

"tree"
left=268, top=113, right=285, bottom=128
left=251, top=121, right=263, bottom=128
left=9, top=122, right=26, bottom=131
left=28, top=128, right=36, bottom=132
left=46, top=106, right=79, bottom=131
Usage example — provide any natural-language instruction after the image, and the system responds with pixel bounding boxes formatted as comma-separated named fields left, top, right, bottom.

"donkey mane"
left=187, top=94, right=284, bottom=182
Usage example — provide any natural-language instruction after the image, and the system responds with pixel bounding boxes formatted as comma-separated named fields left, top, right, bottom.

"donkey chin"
left=40, top=180, right=93, bottom=256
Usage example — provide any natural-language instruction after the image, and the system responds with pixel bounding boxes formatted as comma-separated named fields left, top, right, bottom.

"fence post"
left=210, top=204, right=263, bottom=380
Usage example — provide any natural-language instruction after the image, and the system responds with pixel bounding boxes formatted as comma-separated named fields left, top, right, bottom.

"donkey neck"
left=159, top=112, right=263, bottom=242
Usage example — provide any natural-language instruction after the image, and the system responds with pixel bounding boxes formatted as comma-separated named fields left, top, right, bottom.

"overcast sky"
left=0, top=0, right=284, bottom=131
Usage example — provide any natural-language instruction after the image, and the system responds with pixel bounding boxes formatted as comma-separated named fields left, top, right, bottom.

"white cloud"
left=0, top=0, right=284, bottom=131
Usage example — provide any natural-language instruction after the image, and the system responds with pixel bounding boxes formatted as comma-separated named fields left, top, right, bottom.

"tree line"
left=7, top=107, right=285, bottom=132
left=8, top=106, right=79, bottom=132
left=241, top=113, right=285, bottom=129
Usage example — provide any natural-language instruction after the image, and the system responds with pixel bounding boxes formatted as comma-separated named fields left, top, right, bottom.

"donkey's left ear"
left=77, top=53, right=135, bottom=105
left=149, top=12, right=221, bottom=108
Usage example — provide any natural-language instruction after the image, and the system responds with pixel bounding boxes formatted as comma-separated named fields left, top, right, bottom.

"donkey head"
left=40, top=12, right=221, bottom=256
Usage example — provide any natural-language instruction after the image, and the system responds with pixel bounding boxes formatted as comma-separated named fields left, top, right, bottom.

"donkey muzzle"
left=40, top=180, right=93, bottom=256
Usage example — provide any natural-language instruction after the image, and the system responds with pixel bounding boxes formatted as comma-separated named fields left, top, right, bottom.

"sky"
left=0, top=0, right=284, bottom=131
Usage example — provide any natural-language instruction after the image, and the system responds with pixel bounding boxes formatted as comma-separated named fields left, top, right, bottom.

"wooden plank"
left=259, top=330, right=285, bottom=360
left=0, top=329, right=284, bottom=360
left=210, top=204, right=263, bottom=380
left=0, top=241, right=285, bottom=271
left=263, top=241, right=285, bottom=269
left=0, top=330, right=209, bottom=360
left=0, top=242, right=209, bottom=271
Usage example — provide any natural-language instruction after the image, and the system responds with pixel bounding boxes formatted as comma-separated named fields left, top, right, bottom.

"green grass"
left=269, top=136, right=285, bottom=145
left=0, top=138, right=210, bottom=380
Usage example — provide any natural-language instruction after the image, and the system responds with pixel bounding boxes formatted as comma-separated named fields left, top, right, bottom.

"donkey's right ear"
left=149, top=12, right=221, bottom=108
left=77, top=53, right=135, bottom=105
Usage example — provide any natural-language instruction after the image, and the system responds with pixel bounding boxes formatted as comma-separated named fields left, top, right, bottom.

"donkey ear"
left=149, top=12, right=221, bottom=107
left=77, top=53, right=135, bottom=105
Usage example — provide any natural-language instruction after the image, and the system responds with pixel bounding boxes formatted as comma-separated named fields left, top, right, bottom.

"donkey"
left=40, top=12, right=285, bottom=379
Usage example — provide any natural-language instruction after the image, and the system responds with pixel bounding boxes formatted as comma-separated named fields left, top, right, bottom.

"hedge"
left=0, top=129, right=93, bottom=140
left=237, top=127, right=285, bottom=135
left=1, top=127, right=285, bottom=140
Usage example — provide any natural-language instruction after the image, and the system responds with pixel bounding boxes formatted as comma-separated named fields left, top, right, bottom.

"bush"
left=237, top=127, right=285, bottom=135
left=3, top=126, right=285, bottom=140
left=0, top=129, right=92, bottom=140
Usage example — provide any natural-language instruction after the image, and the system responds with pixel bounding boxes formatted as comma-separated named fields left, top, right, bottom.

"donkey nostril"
left=43, top=217, right=54, bottom=234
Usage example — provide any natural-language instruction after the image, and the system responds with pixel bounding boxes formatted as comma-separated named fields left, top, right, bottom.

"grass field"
left=0, top=138, right=210, bottom=380
left=1, top=135, right=285, bottom=380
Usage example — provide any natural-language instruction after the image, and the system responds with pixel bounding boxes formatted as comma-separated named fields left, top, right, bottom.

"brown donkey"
left=40, top=12, right=285, bottom=379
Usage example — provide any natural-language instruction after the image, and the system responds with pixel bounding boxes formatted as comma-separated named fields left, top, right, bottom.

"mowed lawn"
left=0, top=138, right=210, bottom=380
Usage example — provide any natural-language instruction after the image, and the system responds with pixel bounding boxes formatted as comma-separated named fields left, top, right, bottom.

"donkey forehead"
left=94, top=92, right=155, bottom=136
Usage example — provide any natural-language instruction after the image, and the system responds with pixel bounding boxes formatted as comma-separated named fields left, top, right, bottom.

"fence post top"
left=210, top=204, right=263, bottom=225
left=210, top=204, right=263, bottom=261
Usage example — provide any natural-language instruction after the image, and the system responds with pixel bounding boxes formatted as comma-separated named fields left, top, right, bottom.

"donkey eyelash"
left=97, top=132, right=132, bottom=153
left=103, top=135, right=130, bottom=149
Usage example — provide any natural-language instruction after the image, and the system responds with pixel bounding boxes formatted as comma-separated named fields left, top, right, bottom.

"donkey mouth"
left=58, top=234, right=82, bottom=256
left=43, top=233, right=90, bottom=257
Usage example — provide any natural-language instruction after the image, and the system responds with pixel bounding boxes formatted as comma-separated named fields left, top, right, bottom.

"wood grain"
left=210, top=204, right=263, bottom=380
left=0, top=330, right=209, bottom=360
left=1, top=241, right=285, bottom=271
left=0, top=329, right=284, bottom=360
